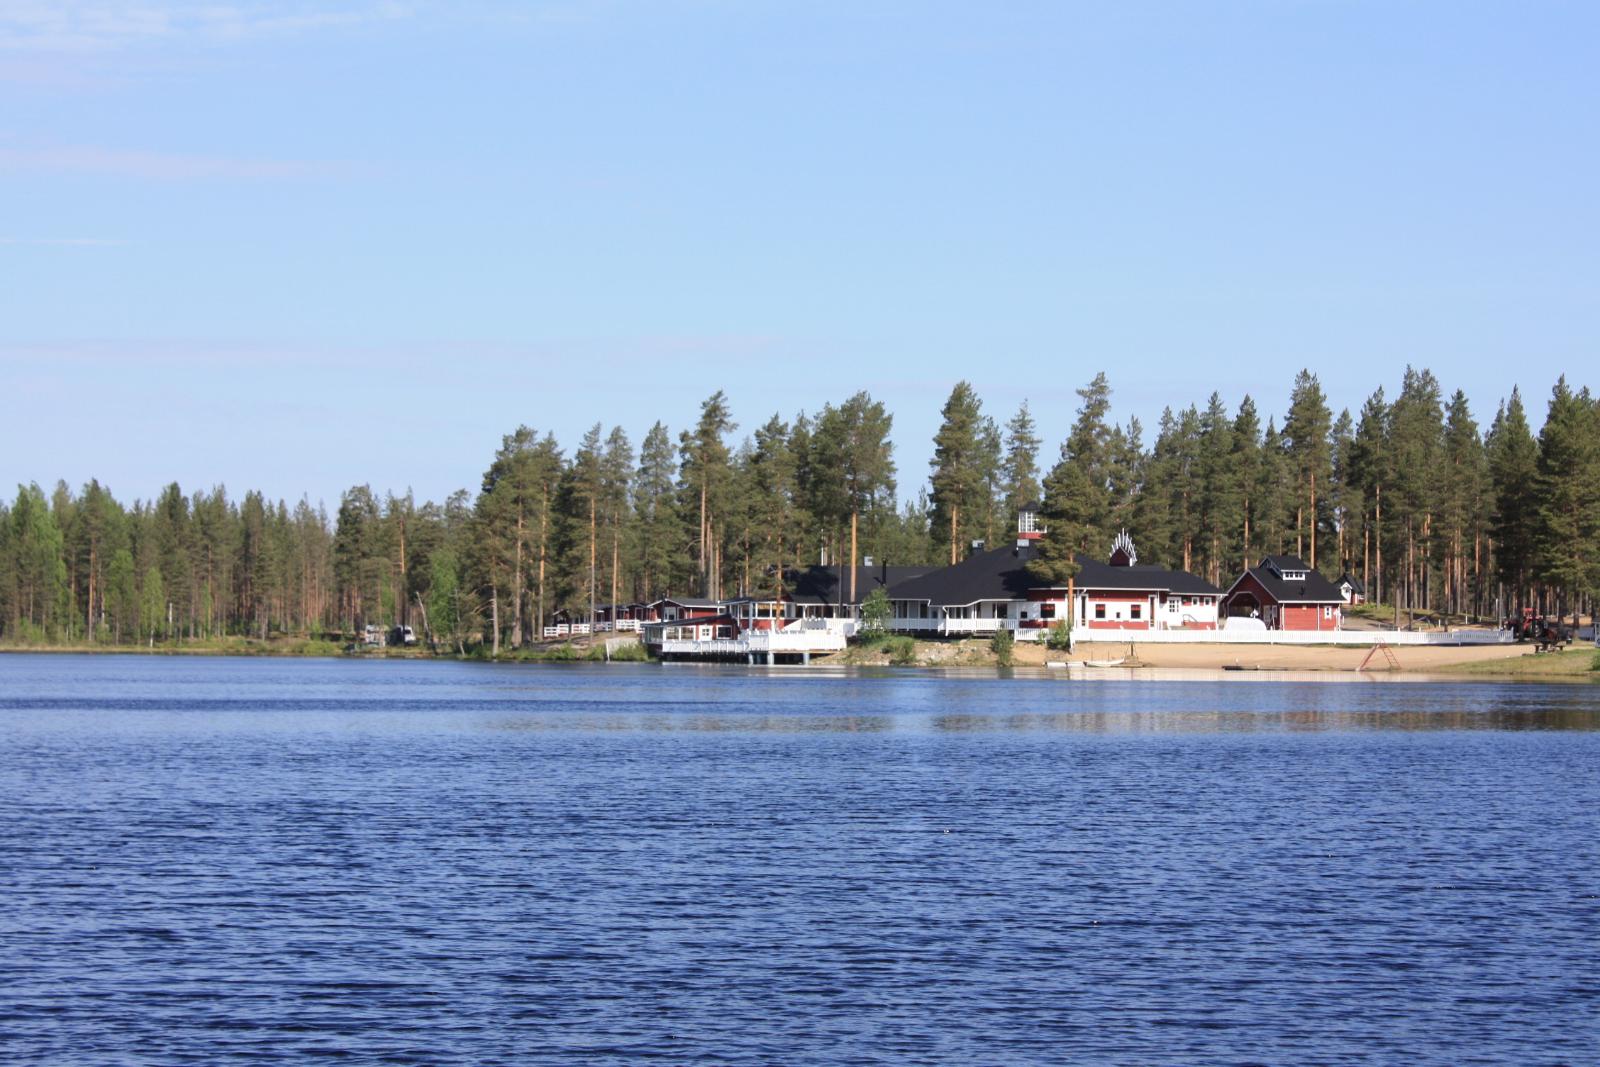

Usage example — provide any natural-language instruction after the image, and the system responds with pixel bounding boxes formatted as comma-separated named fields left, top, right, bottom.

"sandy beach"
left=1007, top=637, right=1570, bottom=673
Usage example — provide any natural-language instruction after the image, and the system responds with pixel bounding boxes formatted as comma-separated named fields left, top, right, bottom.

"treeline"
left=2, top=369, right=1597, bottom=648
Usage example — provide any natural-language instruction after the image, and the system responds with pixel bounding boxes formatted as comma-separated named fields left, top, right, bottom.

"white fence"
left=890, top=617, right=1005, bottom=635
left=543, top=620, right=641, bottom=639
left=658, top=629, right=846, bottom=657
left=1055, top=627, right=1512, bottom=647
left=882, top=614, right=1513, bottom=646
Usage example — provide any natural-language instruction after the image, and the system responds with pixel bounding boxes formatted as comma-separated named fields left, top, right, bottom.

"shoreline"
left=2, top=639, right=1596, bottom=681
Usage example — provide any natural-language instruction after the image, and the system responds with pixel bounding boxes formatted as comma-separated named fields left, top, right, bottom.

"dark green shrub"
left=858, top=589, right=892, bottom=645
left=1045, top=620, right=1072, bottom=651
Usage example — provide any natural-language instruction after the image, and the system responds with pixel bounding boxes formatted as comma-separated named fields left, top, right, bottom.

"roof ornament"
left=1110, top=529, right=1137, bottom=566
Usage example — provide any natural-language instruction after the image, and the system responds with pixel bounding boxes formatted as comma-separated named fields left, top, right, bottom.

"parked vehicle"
left=1507, top=609, right=1575, bottom=651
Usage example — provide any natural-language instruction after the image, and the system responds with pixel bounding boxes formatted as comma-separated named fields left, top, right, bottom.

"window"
left=1041, top=603, right=1056, bottom=619
left=1131, top=604, right=1142, bottom=620
left=1169, top=599, right=1180, bottom=613
left=1323, top=606, right=1333, bottom=619
left=1095, top=604, right=1106, bottom=620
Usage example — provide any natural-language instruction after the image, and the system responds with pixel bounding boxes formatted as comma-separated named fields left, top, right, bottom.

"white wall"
left=1023, top=627, right=1512, bottom=646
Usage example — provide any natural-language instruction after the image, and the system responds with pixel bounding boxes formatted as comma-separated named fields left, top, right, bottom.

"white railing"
left=541, top=622, right=610, bottom=639
left=748, top=629, right=847, bottom=653
left=888, top=617, right=1003, bottom=635
left=1051, top=626, right=1513, bottom=646
left=659, top=638, right=748, bottom=656
left=883, top=616, right=1515, bottom=646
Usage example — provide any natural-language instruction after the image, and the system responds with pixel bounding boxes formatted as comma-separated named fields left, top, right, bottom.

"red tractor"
left=1507, top=608, right=1574, bottom=652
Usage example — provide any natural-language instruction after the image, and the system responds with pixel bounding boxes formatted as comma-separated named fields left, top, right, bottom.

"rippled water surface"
left=2, top=654, right=1597, bottom=1065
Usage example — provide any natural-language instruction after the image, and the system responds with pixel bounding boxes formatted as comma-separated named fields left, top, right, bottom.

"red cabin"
left=1221, top=556, right=1345, bottom=631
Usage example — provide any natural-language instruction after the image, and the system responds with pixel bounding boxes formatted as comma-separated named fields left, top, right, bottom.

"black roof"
left=885, top=544, right=1221, bottom=605
left=783, top=564, right=935, bottom=606
left=1228, top=555, right=1346, bottom=604
left=649, top=596, right=726, bottom=609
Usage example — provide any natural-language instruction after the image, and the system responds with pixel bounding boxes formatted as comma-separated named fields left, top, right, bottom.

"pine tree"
left=1282, top=369, right=1333, bottom=569
left=569, top=423, right=606, bottom=630
left=1533, top=378, right=1600, bottom=615
left=747, top=414, right=800, bottom=595
left=679, top=392, right=736, bottom=598
left=1064, top=373, right=1116, bottom=547
left=1001, top=400, right=1042, bottom=520
left=1348, top=389, right=1390, bottom=604
left=634, top=421, right=680, bottom=601
left=1105, top=415, right=1145, bottom=544
left=1197, top=393, right=1239, bottom=585
left=1255, top=420, right=1293, bottom=556
left=106, top=547, right=136, bottom=643
left=1133, top=408, right=1180, bottom=567
left=7, top=484, right=69, bottom=637
left=1388, top=367, right=1445, bottom=612
left=1230, top=396, right=1263, bottom=570
left=1027, top=451, right=1095, bottom=621
left=976, top=415, right=1004, bottom=548
left=151, top=483, right=191, bottom=639
left=1486, top=388, right=1539, bottom=613
left=139, top=564, right=165, bottom=646
left=929, top=382, right=986, bottom=565
left=600, top=426, right=634, bottom=617
left=836, top=392, right=895, bottom=599
left=1328, top=409, right=1359, bottom=582
left=333, top=485, right=382, bottom=633
left=1439, top=391, right=1488, bottom=617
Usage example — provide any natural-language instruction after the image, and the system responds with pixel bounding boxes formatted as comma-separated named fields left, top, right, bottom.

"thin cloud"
left=0, top=236, right=126, bottom=246
left=0, top=1, right=416, bottom=52
left=0, top=144, right=337, bottom=180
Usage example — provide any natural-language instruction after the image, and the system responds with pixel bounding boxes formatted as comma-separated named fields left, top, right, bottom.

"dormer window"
left=1018, top=510, right=1037, bottom=533
left=1264, top=557, right=1309, bottom=581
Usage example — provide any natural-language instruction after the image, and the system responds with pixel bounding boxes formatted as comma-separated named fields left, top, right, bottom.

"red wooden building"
left=1221, top=556, right=1346, bottom=631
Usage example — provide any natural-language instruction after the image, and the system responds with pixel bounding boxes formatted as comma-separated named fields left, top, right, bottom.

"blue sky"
left=3, top=1, right=1596, bottom=510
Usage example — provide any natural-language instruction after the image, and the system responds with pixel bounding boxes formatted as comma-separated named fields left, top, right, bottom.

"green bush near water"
left=991, top=627, right=1014, bottom=667
left=856, top=589, right=893, bottom=646
left=1045, top=620, right=1072, bottom=651
left=887, top=635, right=917, bottom=665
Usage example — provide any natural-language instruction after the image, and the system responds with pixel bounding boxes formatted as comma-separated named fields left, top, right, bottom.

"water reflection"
left=3, top=654, right=1598, bottom=1066
left=930, top=706, right=1600, bottom=733
left=482, top=704, right=1600, bottom=734
left=492, top=713, right=898, bottom=734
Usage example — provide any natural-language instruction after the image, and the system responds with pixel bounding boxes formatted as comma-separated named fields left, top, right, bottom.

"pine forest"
left=3, top=368, right=1598, bottom=650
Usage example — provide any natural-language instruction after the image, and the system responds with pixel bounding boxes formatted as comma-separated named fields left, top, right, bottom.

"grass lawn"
left=1439, top=647, right=1600, bottom=677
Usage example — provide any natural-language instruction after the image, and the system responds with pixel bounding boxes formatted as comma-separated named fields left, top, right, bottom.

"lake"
left=1, top=654, right=1596, bottom=1065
